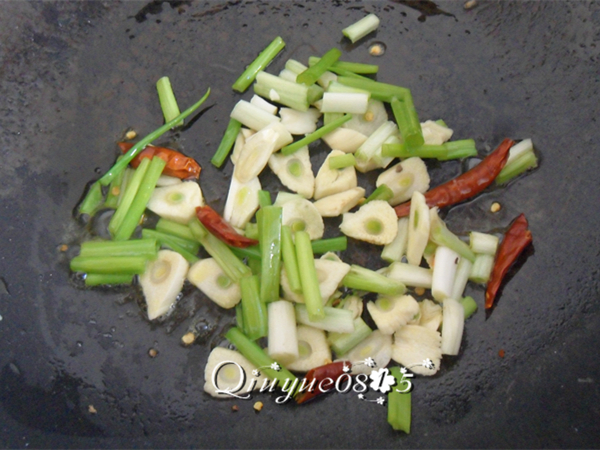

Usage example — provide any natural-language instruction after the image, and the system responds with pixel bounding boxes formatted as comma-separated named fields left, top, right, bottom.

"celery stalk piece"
left=156, top=76, right=182, bottom=126
left=337, top=76, right=409, bottom=103
left=254, top=71, right=310, bottom=112
left=70, top=256, right=148, bottom=275
left=257, top=206, right=283, bottom=303
left=230, top=100, right=280, bottom=132
left=387, top=367, right=411, bottom=433
left=441, top=297, right=465, bottom=355
left=439, top=139, right=478, bottom=161
left=78, top=182, right=104, bottom=216
left=84, top=273, right=134, bottom=287
left=245, top=222, right=259, bottom=240
left=229, top=244, right=261, bottom=261
left=258, top=190, right=272, bottom=208
left=469, top=253, right=495, bottom=283
left=310, top=236, right=348, bottom=254
left=104, top=161, right=125, bottom=209
left=80, top=238, right=158, bottom=259
left=108, top=158, right=151, bottom=236
left=295, top=304, right=355, bottom=334
left=390, top=96, right=424, bottom=150
left=211, top=118, right=242, bottom=168
left=365, top=184, right=394, bottom=204
left=284, top=58, right=308, bottom=75
left=114, top=156, right=167, bottom=241
left=156, top=218, right=195, bottom=241
left=469, top=231, right=499, bottom=255
left=325, top=81, right=370, bottom=95
left=496, top=150, right=538, bottom=185
left=240, top=276, right=268, bottom=341
left=297, top=48, right=341, bottom=86
left=320, top=92, right=369, bottom=114
left=232, top=36, right=286, bottom=93
left=99, top=88, right=210, bottom=186
left=250, top=94, right=278, bottom=115
left=355, top=121, right=398, bottom=163
left=431, top=246, right=460, bottom=302
left=308, top=56, right=379, bottom=74
left=248, top=257, right=261, bottom=277
left=382, top=143, right=447, bottom=159
left=235, top=302, right=245, bottom=334
left=450, top=256, right=473, bottom=301
left=267, top=300, right=299, bottom=364
left=189, top=218, right=251, bottom=283
left=381, top=217, right=409, bottom=263
left=116, top=168, right=133, bottom=207
left=429, top=208, right=476, bottom=263
left=342, top=13, right=380, bottom=43
left=295, top=230, right=325, bottom=321
left=280, top=114, right=352, bottom=156
left=225, top=327, right=298, bottom=391
left=327, top=317, right=372, bottom=356
left=387, top=262, right=433, bottom=289
left=141, top=229, right=199, bottom=264
left=342, top=265, right=406, bottom=295
left=460, top=296, right=478, bottom=319
left=328, top=153, right=356, bottom=170
left=505, top=138, right=534, bottom=166
left=281, top=226, right=302, bottom=293
left=326, top=67, right=372, bottom=81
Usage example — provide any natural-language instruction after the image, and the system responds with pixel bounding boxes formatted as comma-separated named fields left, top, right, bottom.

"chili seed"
left=253, top=401, right=264, bottom=412
left=181, top=332, right=196, bottom=346
left=464, top=0, right=478, bottom=9
left=490, top=202, right=501, bottom=213
left=125, top=130, right=137, bottom=140
left=414, top=287, right=426, bottom=296
left=148, top=348, right=158, bottom=358
left=232, top=405, right=239, bottom=412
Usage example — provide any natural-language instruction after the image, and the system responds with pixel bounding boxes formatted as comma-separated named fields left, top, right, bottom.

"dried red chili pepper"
left=296, top=361, right=352, bottom=404
left=485, top=213, right=533, bottom=309
left=196, top=205, right=258, bottom=248
left=394, top=138, right=515, bottom=217
left=118, top=142, right=201, bottom=179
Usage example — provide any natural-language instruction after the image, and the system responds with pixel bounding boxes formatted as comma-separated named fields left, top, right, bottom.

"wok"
left=1, top=1, right=599, bottom=448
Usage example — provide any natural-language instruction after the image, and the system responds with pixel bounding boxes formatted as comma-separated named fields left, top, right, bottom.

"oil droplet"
left=369, top=42, right=386, bottom=57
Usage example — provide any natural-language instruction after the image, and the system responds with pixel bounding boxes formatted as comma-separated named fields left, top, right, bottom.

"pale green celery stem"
left=108, top=158, right=150, bottom=236
left=431, top=246, right=460, bottom=302
left=450, top=257, right=473, bottom=300
left=232, top=36, right=286, bottom=93
left=156, top=218, right=196, bottom=241
left=116, top=168, right=133, bottom=208
left=387, top=367, right=411, bottom=433
left=326, top=81, right=370, bottom=95
left=327, top=317, right=372, bottom=356
left=355, top=121, right=398, bottom=162
left=156, top=76, right=182, bottom=126
left=308, top=57, right=379, bottom=75
left=258, top=206, right=282, bottom=303
left=387, top=262, right=432, bottom=289
left=281, top=225, right=302, bottom=293
left=469, top=253, right=495, bottom=283
left=459, top=296, right=478, bottom=319
left=429, top=209, right=475, bottom=263
left=342, top=13, right=380, bottom=43
left=230, top=100, right=280, bottom=131
left=342, top=265, right=406, bottom=295
left=254, top=71, right=310, bottom=112
left=323, top=112, right=344, bottom=126
left=295, top=230, right=325, bottom=321
left=496, top=150, right=538, bottom=185
left=469, top=231, right=499, bottom=255
left=294, top=304, right=355, bottom=333
left=505, top=138, right=534, bottom=166
left=381, top=217, right=409, bottom=263
left=328, top=153, right=356, bottom=169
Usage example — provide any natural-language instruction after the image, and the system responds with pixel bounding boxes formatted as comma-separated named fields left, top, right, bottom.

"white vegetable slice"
left=230, top=128, right=254, bottom=166
left=392, top=325, right=442, bottom=376
left=146, top=182, right=204, bottom=224
left=354, top=120, right=398, bottom=163
left=281, top=258, right=350, bottom=303
left=313, top=187, right=365, bottom=218
left=320, top=92, right=369, bottom=114
left=280, top=197, right=324, bottom=240
left=406, top=191, right=430, bottom=265
left=431, top=246, right=460, bottom=302
left=140, top=250, right=189, bottom=320
left=376, top=157, right=430, bottom=206
left=287, top=325, right=332, bottom=372
left=223, top=176, right=261, bottom=229
left=233, top=121, right=293, bottom=184
left=322, top=128, right=368, bottom=153
left=343, top=330, right=392, bottom=375
left=279, top=107, right=320, bottom=135
left=339, top=200, right=398, bottom=245
left=156, top=175, right=182, bottom=187
left=419, top=299, right=443, bottom=331
left=187, top=258, right=241, bottom=309
left=267, top=146, right=315, bottom=198
left=230, top=99, right=280, bottom=131
left=314, top=150, right=358, bottom=200
left=267, top=300, right=299, bottom=365
left=387, top=262, right=433, bottom=289
left=441, top=297, right=465, bottom=356
left=343, top=98, right=388, bottom=136
left=203, top=347, right=268, bottom=398
left=250, top=94, right=278, bottom=115
left=366, top=294, right=420, bottom=335
left=421, top=120, right=454, bottom=145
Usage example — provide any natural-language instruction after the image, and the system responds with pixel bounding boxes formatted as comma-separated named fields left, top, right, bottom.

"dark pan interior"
left=1, top=1, right=599, bottom=448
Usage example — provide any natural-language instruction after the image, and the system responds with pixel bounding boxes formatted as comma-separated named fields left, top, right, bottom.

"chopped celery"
left=211, top=118, right=242, bottom=168
left=390, top=96, right=424, bottom=150
left=240, top=276, right=268, bottom=341
left=78, top=182, right=104, bottom=216
left=328, top=153, right=356, bottom=170
left=459, top=296, right=478, bottom=319
left=342, top=13, right=380, bottom=43
left=280, top=114, right=352, bottom=156
left=387, top=366, right=411, bottom=433
left=281, top=225, right=302, bottom=293
left=84, top=273, right=134, bottom=287
left=70, top=256, right=148, bottom=275
left=365, top=184, right=393, bottom=204
left=232, top=36, right=286, bottom=93
left=80, top=238, right=158, bottom=258
left=295, top=230, right=325, bottom=321
left=342, top=265, right=406, bottom=295
left=156, top=76, right=182, bottom=126
left=308, top=56, right=378, bottom=74
left=297, top=48, right=341, bottom=86
left=327, top=317, right=372, bottom=356
left=257, top=206, right=282, bottom=303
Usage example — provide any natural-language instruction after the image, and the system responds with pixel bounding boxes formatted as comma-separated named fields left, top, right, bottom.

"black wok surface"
left=1, top=1, right=599, bottom=448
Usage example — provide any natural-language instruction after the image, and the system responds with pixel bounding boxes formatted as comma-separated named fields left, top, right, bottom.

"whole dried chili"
left=485, top=213, right=532, bottom=309
left=394, top=138, right=515, bottom=217
left=118, top=142, right=201, bottom=179
left=196, top=205, right=259, bottom=248
left=296, top=361, right=352, bottom=404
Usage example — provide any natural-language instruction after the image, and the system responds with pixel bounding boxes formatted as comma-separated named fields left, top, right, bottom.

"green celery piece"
left=211, top=118, right=242, bottom=168
left=295, top=230, right=325, bottom=321
left=229, top=245, right=261, bottom=261
left=390, top=96, right=424, bottom=150
left=80, top=238, right=158, bottom=258
left=336, top=76, right=409, bottom=103
left=156, top=76, right=182, bottom=126
left=258, top=190, right=272, bottom=207
left=141, top=229, right=199, bottom=264
left=328, top=153, right=356, bottom=170
left=496, top=150, right=538, bottom=185
left=342, top=265, right=406, bottom=295
left=78, top=182, right=104, bottom=216
left=232, top=37, right=286, bottom=92
left=258, top=206, right=282, bottom=303
left=365, top=184, right=393, bottom=203
left=281, top=225, right=302, bottom=294
left=429, top=211, right=476, bottom=263
left=70, top=256, right=148, bottom=275
left=281, top=114, right=352, bottom=156
left=327, top=317, right=372, bottom=356
left=240, top=276, right=268, bottom=341
left=84, top=273, right=134, bottom=287
left=297, top=48, right=341, bottom=86
left=156, top=218, right=196, bottom=241
left=98, top=88, right=210, bottom=186
left=308, top=56, right=378, bottom=74
left=439, top=139, right=478, bottom=161
left=460, top=296, right=478, bottom=319
left=311, top=236, right=347, bottom=254
left=387, top=367, right=411, bottom=433
left=104, top=159, right=125, bottom=209
left=108, top=158, right=150, bottom=236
